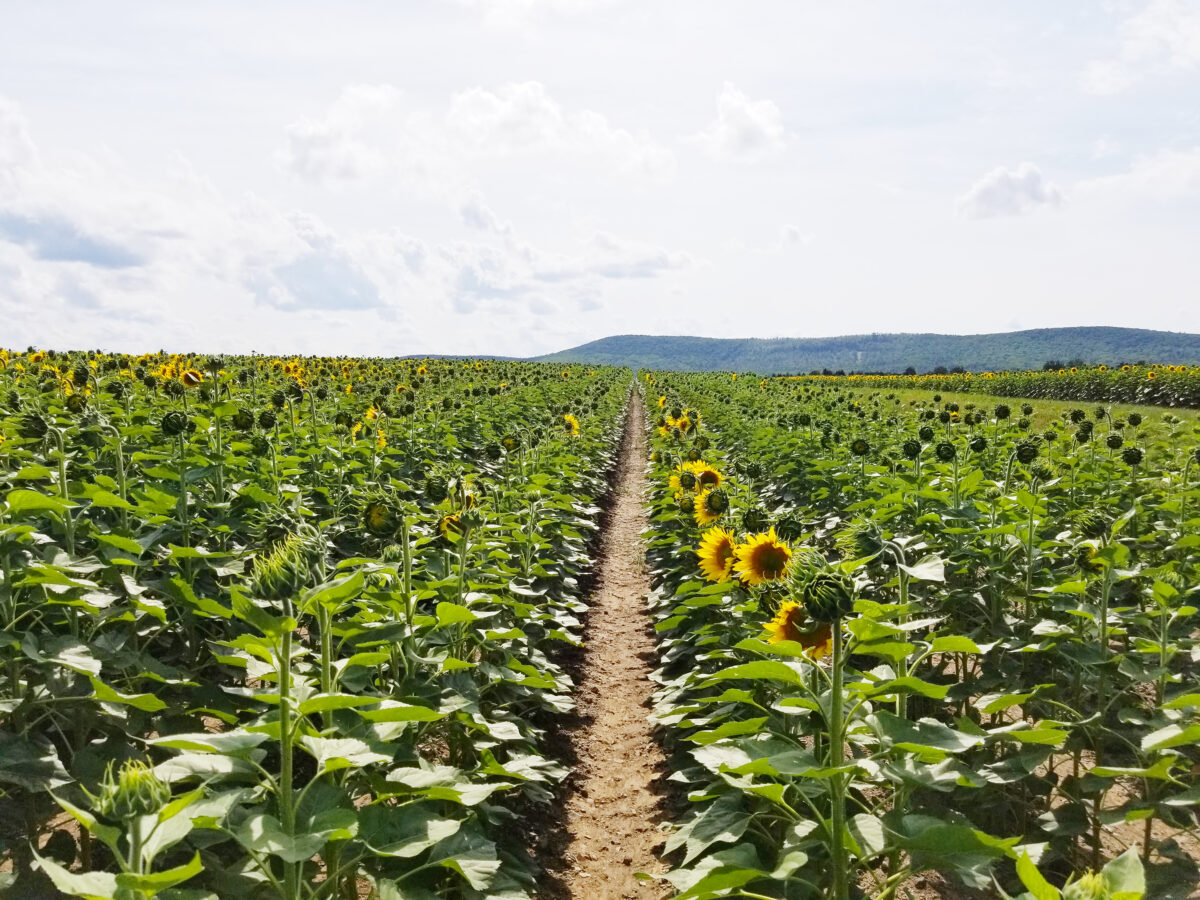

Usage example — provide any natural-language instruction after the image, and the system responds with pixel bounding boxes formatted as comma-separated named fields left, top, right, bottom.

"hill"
left=531, top=327, right=1200, bottom=374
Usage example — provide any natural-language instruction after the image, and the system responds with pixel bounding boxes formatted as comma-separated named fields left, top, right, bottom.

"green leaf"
left=703, top=660, right=807, bottom=688
left=359, top=803, right=462, bottom=858
left=298, top=736, right=391, bottom=775
left=664, top=793, right=750, bottom=865
left=34, top=854, right=118, bottom=899
left=428, top=827, right=500, bottom=890
left=6, top=489, right=76, bottom=515
left=358, top=700, right=444, bottom=723
left=0, top=733, right=73, bottom=792
left=931, top=635, right=981, bottom=654
left=90, top=676, right=167, bottom=712
left=1141, top=723, right=1200, bottom=753
left=436, top=601, right=478, bottom=626
left=1101, top=846, right=1146, bottom=899
left=89, top=490, right=135, bottom=511
left=1015, top=850, right=1060, bottom=900
left=115, top=852, right=203, bottom=895
left=898, top=555, right=945, bottom=582
left=869, top=711, right=983, bottom=756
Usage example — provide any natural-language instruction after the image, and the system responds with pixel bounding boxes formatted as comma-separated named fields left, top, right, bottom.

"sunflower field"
left=645, top=372, right=1200, bottom=899
left=788, top=364, right=1200, bottom=409
left=0, top=349, right=628, bottom=899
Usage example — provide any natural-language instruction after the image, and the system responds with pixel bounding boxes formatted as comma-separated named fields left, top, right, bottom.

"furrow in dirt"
left=538, top=389, right=670, bottom=900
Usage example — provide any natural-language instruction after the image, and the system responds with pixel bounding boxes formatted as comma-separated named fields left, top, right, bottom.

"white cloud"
left=1081, top=0, right=1200, bottom=94
left=694, top=82, right=786, bottom=162
left=0, top=96, right=38, bottom=182
left=446, top=81, right=674, bottom=176
left=279, top=81, right=674, bottom=187
left=279, top=84, right=401, bottom=182
left=956, top=163, right=1064, bottom=219
left=1077, top=146, right=1200, bottom=201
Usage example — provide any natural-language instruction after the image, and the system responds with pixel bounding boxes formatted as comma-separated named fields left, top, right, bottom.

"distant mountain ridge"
left=531, top=327, right=1200, bottom=374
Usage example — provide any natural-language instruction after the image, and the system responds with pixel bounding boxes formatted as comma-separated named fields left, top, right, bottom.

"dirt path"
left=539, top=389, right=670, bottom=899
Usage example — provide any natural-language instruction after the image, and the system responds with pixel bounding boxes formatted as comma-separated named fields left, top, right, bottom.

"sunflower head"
left=901, top=439, right=921, bottom=460
left=1106, top=433, right=1123, bottom=450
left=789, top=552, right=856, bottom=623
left=835, top=519, right=885, bottom=562
left=232, top=409, right=255, bottom=431
left=969, top=435, right=987, bottom=454
left=1122, top=446, right=1144, bottom=467
left=696, top=527, right=738, bottom=582
left=694, top=488, right=729, bottom=526
left=677, top=469, right=698, bottom=491
left=935, top=441, right=956, bottom=462
left=161, top=410, right=190, bottom=437
left=438, top=513, right=464, bottom=541
left=1015, top=442, right=1038, bottom=464
left=741, top=507, right=770, bottom=533
left=765, top=601, right=833, bottom=659
left=850, top=438, right=870, bottom=457
left=734, top=528, right=792, bottom=586
left=363, top=498, right=397, bottom=537
left=249, top=530, right=321, bottom=601
left=93, top=759, right=171, bottom=824
left=1127, top=413, right=1142, bottom=427
left=678, top=494, right=696, bottom=515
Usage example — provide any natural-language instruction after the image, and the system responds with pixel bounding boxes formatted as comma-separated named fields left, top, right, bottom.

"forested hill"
left=531, top=327, right=1200, bottom=374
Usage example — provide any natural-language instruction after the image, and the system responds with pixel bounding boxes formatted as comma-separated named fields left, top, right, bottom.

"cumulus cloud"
left=955, top=163, right=1064, bottom=219
left=446, top=81, right=674, bottom=176
left=0, top=96, right=38, bottom=181
left=1081, top=0, right=1200, bottom=94
left=694, top=82, right=786, bottom=162
left=280, top=80, right=673, bottom=186
left=279, top=84, right=400, bottom=182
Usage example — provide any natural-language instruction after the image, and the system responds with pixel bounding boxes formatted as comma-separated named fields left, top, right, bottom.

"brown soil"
left=538, top=390, right=671, bottom=900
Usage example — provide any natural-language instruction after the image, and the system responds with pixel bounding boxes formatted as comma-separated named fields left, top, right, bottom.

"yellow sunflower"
left=563, top=413, right=580, bottom=436
left=734, top=528, right=792, bottom=586
left=693, top=488, right=728, bottom=527
left=684, top=460, right=721, bottom=489
left=765, top=601, right=833, bottom=659
left=696, top=527, right=737, bottom=582
left=180, top=369, right=204, bottom=388
left=438, top=513, right=463, bottom=540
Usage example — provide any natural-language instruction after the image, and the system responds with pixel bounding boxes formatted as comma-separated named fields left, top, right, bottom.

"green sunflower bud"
left=935, top=441, right=956, bottom=462
left=1015, top=442, right=1038, bottom=464
left=161, top=410, right=189, bottom=437
left=18, top=413, right=48, bottom=439
left=1122, top=447, right=1143, bottom=466
left=95, top=759, right=171, bottom=823
left=249, top=531, right=321, bottom=601
left=1062, top=872, right=1108, bottom=900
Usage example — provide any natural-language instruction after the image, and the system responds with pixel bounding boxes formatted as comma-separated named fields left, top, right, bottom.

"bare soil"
left=537, top=391, right=671, bottom=900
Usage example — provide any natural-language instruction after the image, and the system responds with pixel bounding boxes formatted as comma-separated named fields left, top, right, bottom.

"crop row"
left=0, top=350, right=627, bottom=899
left=781, top=364, right=1200, bottom=408
left=641, top=372, right=1199, bottom=899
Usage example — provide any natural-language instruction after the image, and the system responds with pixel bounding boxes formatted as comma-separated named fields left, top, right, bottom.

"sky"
left=1, top=0, right=1199, bottom=358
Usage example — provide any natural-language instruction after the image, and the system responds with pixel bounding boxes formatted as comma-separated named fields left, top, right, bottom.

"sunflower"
left=694, top=488, right=729, bottom=527
left=658, top=394, right=666, bottom=408
left=765, top=601, right=833, bottom=659
left=180, top=369, right=204, bottom=388
left=363, top=500, right=395, bottom=536
left=684, top=460, right=721, bottom=488
left=696, top=527, right=737, bottom=582
left=438, top=513, right=463, bottom=540
left=669, top=464, right=698, bottom=493
left=734, top=528, right=792, bottom=586
left=563, top=413, right=580, bottom=436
